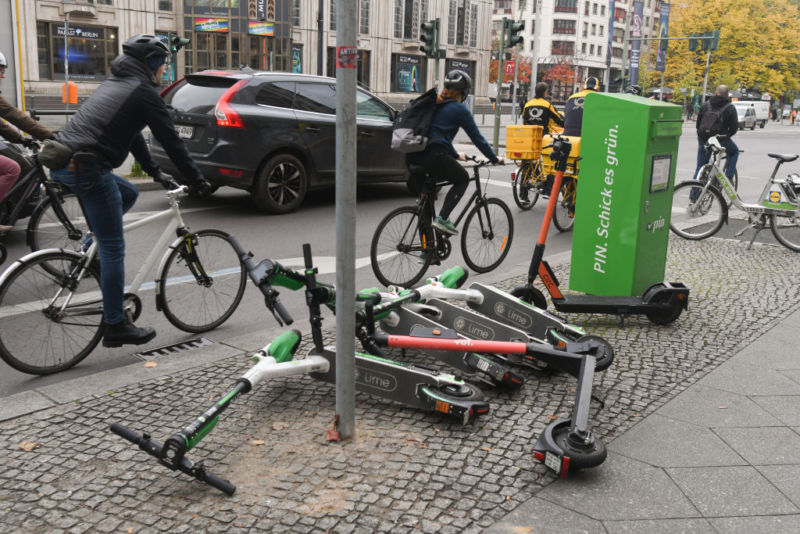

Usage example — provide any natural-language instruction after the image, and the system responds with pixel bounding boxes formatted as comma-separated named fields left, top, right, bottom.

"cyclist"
left=51, top=34, right=212, bottom=348
left=522, top=82, right=564, bottom=135
left=563, top=77, right=599, bottom=136
left=0, top=51, right=54, bottom=232
left=694, top=84, right=739, bottom=182
left=407, top=70, right=503, bottom=244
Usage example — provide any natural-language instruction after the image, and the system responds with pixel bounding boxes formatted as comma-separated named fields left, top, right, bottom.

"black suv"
left=151, top=71, right=408, bottom=213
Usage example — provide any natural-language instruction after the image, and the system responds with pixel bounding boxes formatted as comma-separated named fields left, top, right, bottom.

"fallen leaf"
left=127, top=529, right=134, bottom=534
left=548, top=414, right=557, bottom=420
left=272, top=422, right=288, bottom=430
left=719, top=406, right=728, bottom=410
left=19, top=441, right=38, bottom=451
left=512, top=527, right=533, bottom=533
left=634, top=413, right=643, bottom=417
left=144, top=361, right=157, bottom=368
left=481, top=447, right=491, bottom=452
left=251, top=440, right=265, bottom=446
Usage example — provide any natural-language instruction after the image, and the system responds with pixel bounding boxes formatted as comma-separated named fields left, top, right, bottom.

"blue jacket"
left=427, top=100, right=499, bottom=163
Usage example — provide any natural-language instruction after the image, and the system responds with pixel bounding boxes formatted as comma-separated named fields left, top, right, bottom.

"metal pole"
left=512, top=47, right=520, bottom=124
left=64, top=14, right=70, bottom=121
left=492, top=19, right=506, bottom=152
left=701, top=49, right=711, bottom=105
left=659, top=70, right=665, bottom=101
left=334, top=0, right=357, bottom=440
left=317, top=0, right=324, bottom=75
left=434, top=18, right=441, bottom=90
left=530, top=0, right=541, bottom=86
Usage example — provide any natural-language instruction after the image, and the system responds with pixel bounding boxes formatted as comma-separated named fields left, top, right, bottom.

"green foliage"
left=130, top=161, right=146, bottom=177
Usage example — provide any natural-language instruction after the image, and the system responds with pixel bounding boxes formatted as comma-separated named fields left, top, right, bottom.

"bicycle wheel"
left=370, top=206, right=431, bottom=288
left=512, top=161, right=540, bottom=210
left=669, top=180, right=726, bottom=240
left=770, top=212, right=800, bottom=252
left=552, top=178, right=576, bottom=232
left=0, top=250, right=103, bottom=375
left=27, top=188, right=89, bottom=253
left=158, top=229, right=246, bottom=333
left=461, top=198, right=514, bottom=273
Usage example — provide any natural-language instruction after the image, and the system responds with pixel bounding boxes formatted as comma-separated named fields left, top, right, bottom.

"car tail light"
left=215, top=80, right=248, bottom=129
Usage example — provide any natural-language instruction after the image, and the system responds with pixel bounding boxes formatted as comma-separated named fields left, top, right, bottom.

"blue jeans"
left=51, top=161, right=138, bottom=324
left=695, top=137, right=738, bottom=180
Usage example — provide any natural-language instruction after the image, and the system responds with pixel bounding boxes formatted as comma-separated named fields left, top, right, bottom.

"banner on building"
left=628, top=1, right=644, bottom=84
left=655, top=3, right=671, bottom=72
left=606, top=0, right=615, bottom=67
left=248, top=22, right=274, bottom=35
left=195, top=18, right=229, bottom=32
left=292, top=46, right=302, bottom=73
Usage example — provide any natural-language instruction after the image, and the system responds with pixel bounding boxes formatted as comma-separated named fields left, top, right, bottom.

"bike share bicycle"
left=511, top=135, right=689, bottom=325
left=370, top=156, right=513, bottom=288
left=670, top=135, right=800, bottom=251
left=0, top=138, right=88, bottom=265
left=0, top=179, right=246, bottom=374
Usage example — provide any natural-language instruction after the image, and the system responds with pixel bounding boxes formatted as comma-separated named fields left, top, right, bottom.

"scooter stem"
left=527, top=169, right=565, bottom=283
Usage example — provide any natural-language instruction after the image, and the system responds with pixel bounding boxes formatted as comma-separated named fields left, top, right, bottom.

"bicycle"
left=694, top=137, right=741, bottom=206
left=0, top=180, right=248, bottom=375
left=370, top=157, right=513, bottom=288
left=510, top=135, right=580, bottom=232
left=670, top=135, right=800, bottom=251
left=0, top=139, right=88, bottom=265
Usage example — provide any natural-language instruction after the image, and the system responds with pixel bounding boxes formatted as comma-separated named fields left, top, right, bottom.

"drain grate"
left=136, top=337, right=214, bottom=360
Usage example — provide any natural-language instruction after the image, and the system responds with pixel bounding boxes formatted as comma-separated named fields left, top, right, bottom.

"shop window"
left=37, top=22, right=118, bottom=81
left=391, top=53, right=426, bottom=93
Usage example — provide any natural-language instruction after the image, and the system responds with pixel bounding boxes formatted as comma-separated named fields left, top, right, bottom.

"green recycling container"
left=569, top=93, right=682, bottom=296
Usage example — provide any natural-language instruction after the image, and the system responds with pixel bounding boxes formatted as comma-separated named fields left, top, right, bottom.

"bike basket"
left=505, top=125, right=543, bottom=160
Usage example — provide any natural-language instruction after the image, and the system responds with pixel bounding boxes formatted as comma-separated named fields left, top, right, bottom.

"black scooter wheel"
left=510, top=284, right=548, bottom=310
left=576, top=335, right=614, bottom=372
left=645, top=294, right=684, bottom=326
left=552, top=423, right=607, bottom=472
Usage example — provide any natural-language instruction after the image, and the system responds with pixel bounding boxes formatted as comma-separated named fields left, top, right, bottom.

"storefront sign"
left=54, top=25, right=103, bottom=40
left=195, top=18, right=229, bottom=32
left=248, top=22, right=274, bottom=35
left=256, top=0, right=267, bottom=20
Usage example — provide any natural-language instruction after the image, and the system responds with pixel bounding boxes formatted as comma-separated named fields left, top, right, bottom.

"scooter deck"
left=467, top=283, right=581, bottom=341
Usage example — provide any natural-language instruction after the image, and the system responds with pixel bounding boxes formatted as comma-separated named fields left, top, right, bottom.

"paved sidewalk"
left=1, top=233, right=799, bottom=533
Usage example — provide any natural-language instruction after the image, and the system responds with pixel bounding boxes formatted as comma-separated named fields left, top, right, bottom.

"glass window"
left=294, top=82, right=337, bottom=114
left=551, top=41, right=575, bottom=55
left=37, top=22, right=51, bottom=79
left=360, top=0, right=370, bottom=34
left=158, top=0, right=173, bottom=10
left=256, top=81, right=295, bottom=108
left=592, top=2, right=598, bottom=14
left=215, top=33, right=227, bottom=68
left=42, top=23, right=118, bottom=81
left=292, top=0, right=301, bottom=26
left=456, top=0, right=466, bottom=45
left=330, top=0, right=336, bottom=30
left=164, top=77, right=235, bottom=113
left=394, top=0, right=403, bottom=38
left=554, top=0, right=577, bottom=13
left=553, top=20, right=576, bottom=34
left=469, top=4, right=478, bottom=47
left=356, top=89, right=392, bottom=120
left=448, top=0, right=457, bottom=45
left=326, top=48, right=371, bottom=87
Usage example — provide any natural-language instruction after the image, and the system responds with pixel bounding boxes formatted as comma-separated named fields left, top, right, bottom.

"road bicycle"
left=370, top=157, right=513, bottom=288
left=0, top=181, right=248, bottom=375
left=0, top=139, right=88, bottom=265
left=670, top=135, right=800, bottom=252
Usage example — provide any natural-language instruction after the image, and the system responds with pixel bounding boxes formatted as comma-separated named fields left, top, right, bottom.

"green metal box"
left=569, top=93, right=682, bottom=296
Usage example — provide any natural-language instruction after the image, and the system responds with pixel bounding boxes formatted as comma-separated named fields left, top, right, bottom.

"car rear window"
left=163, top=76, right=239, bottom=114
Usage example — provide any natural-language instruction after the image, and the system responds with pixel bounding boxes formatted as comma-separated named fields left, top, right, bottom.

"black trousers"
left=408, top=144, right=469, bottom=220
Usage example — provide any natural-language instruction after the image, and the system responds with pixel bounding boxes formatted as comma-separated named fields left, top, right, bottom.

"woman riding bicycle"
left=0, top=51, right=54, bottom=232
left=407, top=70, right=503, bottom=240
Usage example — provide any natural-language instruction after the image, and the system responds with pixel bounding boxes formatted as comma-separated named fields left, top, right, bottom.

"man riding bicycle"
left=407, top=70, right=503, bottom=249
left=51, top=34, right=212, bottom=348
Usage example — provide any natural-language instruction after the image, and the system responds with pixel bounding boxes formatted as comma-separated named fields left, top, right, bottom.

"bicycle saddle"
left=767, top=153, right=799, bottom=163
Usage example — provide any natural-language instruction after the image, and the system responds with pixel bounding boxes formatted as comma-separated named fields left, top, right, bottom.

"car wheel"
left=252, top=154, right=309, bottom=214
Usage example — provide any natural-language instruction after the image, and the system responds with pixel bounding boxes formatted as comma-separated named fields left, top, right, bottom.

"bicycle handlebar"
left=110, top=423, right=236, bottom=495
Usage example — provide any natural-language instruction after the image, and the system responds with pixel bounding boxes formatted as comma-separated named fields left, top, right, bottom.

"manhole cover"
left=136, top=337, right=214, bottom=360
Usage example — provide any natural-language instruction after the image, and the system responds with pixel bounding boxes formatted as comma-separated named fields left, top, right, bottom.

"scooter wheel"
left=645, top=294, right=684, bottom=325
left=510, top=284, right=548, bottom=310
left=552, top=423, right=607, bottom=472
left=576, top=335, right=614, bottom=372
left=437, top=382, right=484, bottom=401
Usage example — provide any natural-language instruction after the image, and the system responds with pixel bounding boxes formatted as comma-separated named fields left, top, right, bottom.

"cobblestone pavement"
left=1, top=237, right=799, bottom=533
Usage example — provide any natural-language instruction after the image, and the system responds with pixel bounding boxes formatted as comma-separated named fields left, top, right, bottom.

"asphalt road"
left=0, top=120, right=797, bottom=397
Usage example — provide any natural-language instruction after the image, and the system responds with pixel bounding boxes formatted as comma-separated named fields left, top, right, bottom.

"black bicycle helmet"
left=0, top=52, right=7, bottom=70
left=122, top=34, right=169, bottom=62
left=444, top=70, right=473, bottom=95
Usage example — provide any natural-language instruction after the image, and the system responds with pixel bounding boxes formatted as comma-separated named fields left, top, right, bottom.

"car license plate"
left=176, top=125, right=194, bottom=139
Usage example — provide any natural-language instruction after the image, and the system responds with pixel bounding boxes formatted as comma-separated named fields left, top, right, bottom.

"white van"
left=734, top=101, right=769, bottom=128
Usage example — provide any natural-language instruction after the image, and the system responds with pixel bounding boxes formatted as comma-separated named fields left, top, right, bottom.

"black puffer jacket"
left=56, top=54, right=202, bottom=183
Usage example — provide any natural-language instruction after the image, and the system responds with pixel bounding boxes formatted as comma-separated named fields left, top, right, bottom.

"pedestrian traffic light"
left=506, top=20, right=525, bottom=48
left=420, top=19, right=439, bottom=58
left=169, top=33, right=191, bottom=54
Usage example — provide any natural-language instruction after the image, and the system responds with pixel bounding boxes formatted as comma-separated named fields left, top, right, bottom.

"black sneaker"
left=102, top=318, right=156, bottom=348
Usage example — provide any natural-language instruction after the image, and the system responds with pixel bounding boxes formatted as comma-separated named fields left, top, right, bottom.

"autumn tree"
left=664, top=0, right=800, bottom=99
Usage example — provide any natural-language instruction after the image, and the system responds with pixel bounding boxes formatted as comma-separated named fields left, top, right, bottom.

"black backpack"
left=391, top=88, right=439, bottom=153
left=698, top=102, right=732, bottom=138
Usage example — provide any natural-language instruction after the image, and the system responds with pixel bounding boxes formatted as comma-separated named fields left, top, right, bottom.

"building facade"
left=492, top=0, right=665, bottom=101
left=12, top=0, right=493, bottom=107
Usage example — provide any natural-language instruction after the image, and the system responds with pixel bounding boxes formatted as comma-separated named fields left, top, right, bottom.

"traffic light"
left=169, top=33, right=191, bottom=54
left=420, top=19, right=439, bottom=58
left=709, top=29, right=720, bottom=51
left=688, top=35, right=698, bottom=52
left=506, top=20, right=525, bottom=48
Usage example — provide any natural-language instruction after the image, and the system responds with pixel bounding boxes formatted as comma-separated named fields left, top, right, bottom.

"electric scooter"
left=511, top=136, right=689, bottom=325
